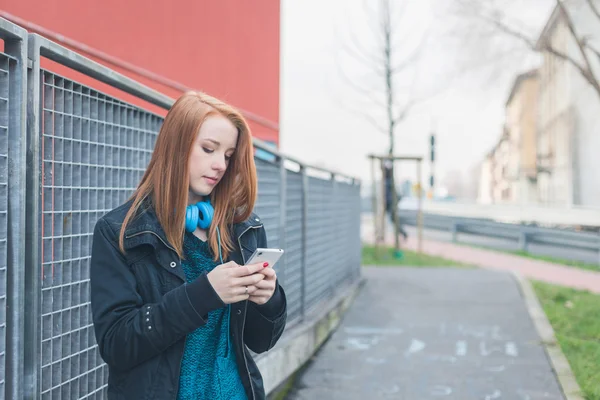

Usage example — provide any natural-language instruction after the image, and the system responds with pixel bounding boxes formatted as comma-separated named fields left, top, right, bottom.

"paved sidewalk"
left=362, top=218, right=600, bottom=294
left=287, top=268, right=565, bottom=400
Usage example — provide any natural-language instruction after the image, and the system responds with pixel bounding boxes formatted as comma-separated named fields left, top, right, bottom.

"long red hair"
left=118, top=91, right=258, bottom=261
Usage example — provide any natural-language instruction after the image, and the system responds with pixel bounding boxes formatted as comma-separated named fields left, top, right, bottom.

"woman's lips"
left=204, top=176, right=218, bottom=185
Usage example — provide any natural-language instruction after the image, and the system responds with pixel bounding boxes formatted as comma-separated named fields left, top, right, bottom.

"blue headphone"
left=185, top=198, right=223, bottom=263
left=185, top=199, right=214, bottom=232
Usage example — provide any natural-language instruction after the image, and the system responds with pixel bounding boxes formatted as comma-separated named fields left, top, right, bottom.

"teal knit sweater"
left=178, top=232, right=247, bottom=400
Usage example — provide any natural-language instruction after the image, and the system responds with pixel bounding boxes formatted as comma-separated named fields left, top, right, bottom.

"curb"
left=511, top=271, right=584, bottom=400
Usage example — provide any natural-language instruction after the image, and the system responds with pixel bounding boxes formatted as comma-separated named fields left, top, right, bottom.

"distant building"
left=505, top=69, right=539, bottom=203
left=480, top=0, right=600, bottom=207
left=491, top=127, right=511, bottom=202
left=478, top=154, right=493, bottom=204
left=479, top=70, right=539, bottom=204
left=536, top=2, right=600, bottom=207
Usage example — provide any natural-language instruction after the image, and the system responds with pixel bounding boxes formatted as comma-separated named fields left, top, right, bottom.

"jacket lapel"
left=122, top=204, right=187, bottom=281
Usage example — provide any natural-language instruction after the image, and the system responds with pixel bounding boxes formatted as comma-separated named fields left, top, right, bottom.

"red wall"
left=1, top=0, right=280, bottom=143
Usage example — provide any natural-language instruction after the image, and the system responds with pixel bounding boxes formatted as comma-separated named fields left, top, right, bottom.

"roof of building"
left=505, top=68, right=539, bottom=106
left=535, top=4, right=562, bottom=50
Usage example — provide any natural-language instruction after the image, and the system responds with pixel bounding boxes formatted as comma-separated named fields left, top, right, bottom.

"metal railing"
left=398, top=210, right=600, bottom=265
left=0, top=17, right=28, bottom=400
left=400, top=198, right=600, bottom=228
left=1, top=17, right=362, bottom=400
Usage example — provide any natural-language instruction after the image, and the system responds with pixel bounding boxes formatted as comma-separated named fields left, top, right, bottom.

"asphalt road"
left=286, top=267, right=565, bottom=400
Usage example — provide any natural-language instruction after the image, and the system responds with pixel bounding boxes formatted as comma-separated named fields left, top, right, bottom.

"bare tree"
left=452, top=0, right=600, bottom=100
left=336, top=0, right=431, bottom=155
left=336, top=0, right=434, bottom=253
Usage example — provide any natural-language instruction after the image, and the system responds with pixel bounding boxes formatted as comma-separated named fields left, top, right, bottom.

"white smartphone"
left=246, top=248, right=284, bottom=268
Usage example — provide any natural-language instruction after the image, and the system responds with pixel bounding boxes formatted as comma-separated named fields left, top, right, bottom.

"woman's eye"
left=202, top=147, right=214, bottom=154
left=225, top=154, right=233, bottom=161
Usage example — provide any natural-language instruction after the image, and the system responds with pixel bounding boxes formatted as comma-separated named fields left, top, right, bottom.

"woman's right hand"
left=206, top=261, right=266, bottom=304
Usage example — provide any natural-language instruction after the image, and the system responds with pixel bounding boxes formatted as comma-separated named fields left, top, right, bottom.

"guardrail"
left=399, top=199, right=600, bottom=229
left=398, top=211, right=600, bottom=266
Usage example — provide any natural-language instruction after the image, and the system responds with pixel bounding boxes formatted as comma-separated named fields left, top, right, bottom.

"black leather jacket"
left=90, top=199, right=287, bottom=399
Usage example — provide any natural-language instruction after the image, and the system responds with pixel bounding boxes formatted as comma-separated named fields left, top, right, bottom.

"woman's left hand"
left=248, top=266, right=277, bottom=305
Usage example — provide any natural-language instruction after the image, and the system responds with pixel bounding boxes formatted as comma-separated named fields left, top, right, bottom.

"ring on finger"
left=244, top=286, right=248, bottom=295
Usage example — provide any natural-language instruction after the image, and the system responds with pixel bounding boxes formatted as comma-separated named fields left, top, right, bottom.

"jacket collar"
left=232, top=212, right=263, bottom=242
left=122, top=199, right=172, bottom=250
left=121, top=198, right=263, bottom=251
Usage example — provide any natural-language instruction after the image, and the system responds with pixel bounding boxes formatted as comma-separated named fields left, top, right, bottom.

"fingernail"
left=263, top=262, right=269, bottom=267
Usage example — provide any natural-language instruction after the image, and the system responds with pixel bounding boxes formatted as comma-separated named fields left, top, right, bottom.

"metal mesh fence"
left=0, top=51, right=13, bottom=400
left=34, top=72, right=361, bottom=399
left=38, top=71, right=162, bottom=399
left=304, top=176, right=362, bottom=313
left=305, top=176, right=337, bottom=312
left=340, top=181, right=362, bottom=284
left=254, top=158, right=281, bottom=249
left=1, top=18, right=361, bottom=399
left=283, top=169, right=303, bottom=324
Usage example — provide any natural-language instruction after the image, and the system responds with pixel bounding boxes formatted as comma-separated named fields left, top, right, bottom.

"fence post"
left=353, top=179, right=361, bottom=279
left=519, top=229, right=528, bottom=252
left=24, top=33, right=43, bottom=400
left=451, top=222, right=458, bottom=242
left=300, top=166, right=308, bottom=321
left=1, top=17, right=28, bottom=400
left=278, top=155, right=286, bottom=287
left=330, top=172, right=336, bottom=295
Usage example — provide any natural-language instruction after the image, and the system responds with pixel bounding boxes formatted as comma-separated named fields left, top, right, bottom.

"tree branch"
left=388, top=0, right=409, bottom=32
left=332, top=16, right=387, bottom=77
left=390, top=30, right=429, bottom=74
left=334, top=54, right=386, bottom=109
left=586, top=0, right=600, bottom=21
left=480, top=12, right=536, bottom=48
left=338, top=39, right=387, bottom=77
left=468, top=1, right=599, bottom=96
left=391, top=89, right=442, bottom=128
left=556, top=0, right=600, bottom=94
left=586, top=42, right=600, bottom=62
left=392, top=100, right=416, bottom=126
left=338, top=100, right=387, bottom=135
left=360, top=112, right=388, bottom=135
left=346, top=23, right=387, bottom=66
left=543, top=42, right=600, bottom=96
left=362, top=0, right=386, bottom=44
left=391, top=73, right=454, bottom=129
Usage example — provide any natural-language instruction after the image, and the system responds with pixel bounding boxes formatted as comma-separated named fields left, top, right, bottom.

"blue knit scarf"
left=177, top=232, right=247, bottom=399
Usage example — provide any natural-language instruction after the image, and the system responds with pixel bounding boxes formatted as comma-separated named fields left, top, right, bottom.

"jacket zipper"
left=238, top=224, right=262, bottom=400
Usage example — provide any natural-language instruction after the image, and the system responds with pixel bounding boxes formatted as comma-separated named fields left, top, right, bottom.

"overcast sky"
left=279, top=0, right=554, bottom=196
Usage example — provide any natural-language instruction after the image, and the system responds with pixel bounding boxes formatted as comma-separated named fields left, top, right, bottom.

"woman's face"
left=188, top=114, right=238, bottom=203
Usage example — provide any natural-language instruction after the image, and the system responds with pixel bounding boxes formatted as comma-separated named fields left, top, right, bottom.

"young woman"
left=90, top=91, right=287, bottom=399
